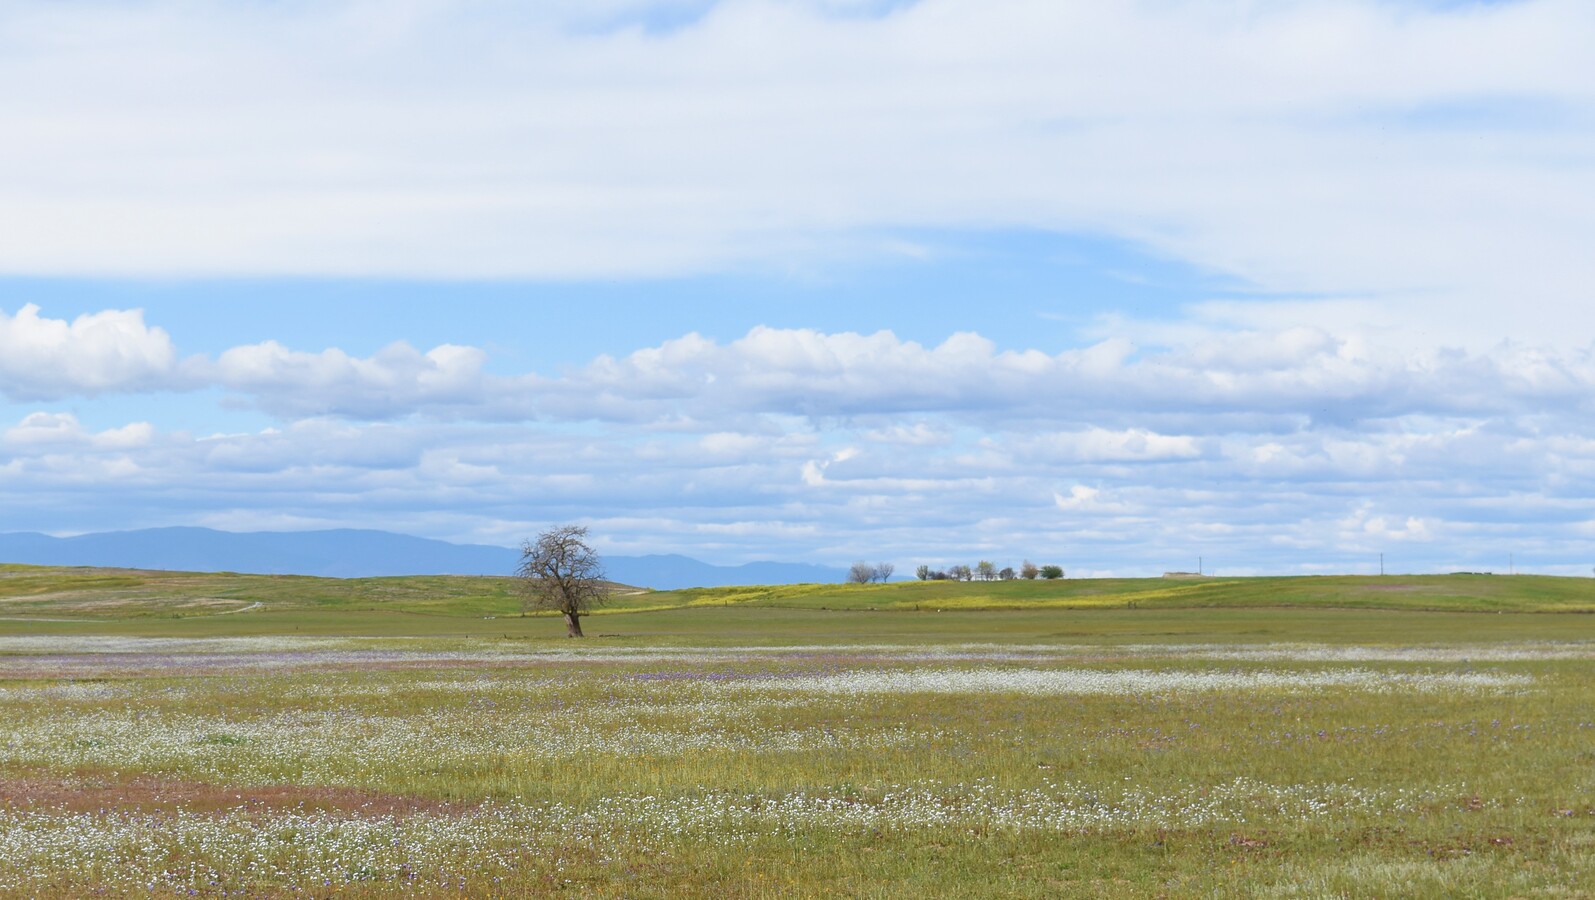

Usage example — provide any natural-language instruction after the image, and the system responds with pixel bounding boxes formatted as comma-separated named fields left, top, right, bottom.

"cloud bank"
left=0, top=1, right=1591, bottom=343
left=9, top=306, right=1591, bottom=430
left=3, top=304, right=1593, bottom=575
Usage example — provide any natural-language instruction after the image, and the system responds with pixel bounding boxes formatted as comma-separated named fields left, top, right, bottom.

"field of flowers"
left=1, top=630, right=1593, bottom=896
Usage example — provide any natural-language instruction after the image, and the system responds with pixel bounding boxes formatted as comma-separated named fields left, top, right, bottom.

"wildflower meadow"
left=1, top=570, right=1593, bottom=896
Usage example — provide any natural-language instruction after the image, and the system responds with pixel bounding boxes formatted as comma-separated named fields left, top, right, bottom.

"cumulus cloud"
left=11, top=308, right=1595, bottom=436
left=2, top=395, right=1591, bottom=574
left=0, top=305, right=180, bottom=400
left=801, top=447, right=859, bottom=486
left=1339, top=506, right=1436, bottom=546
left=455, top=326, right=1595, bottom=429
left=3, top=412, right=83, bottom=446
left=208, top=340, right=497, bottom=419
left=1053, top=485, right=1124, bottom=512
left=7, top=309, right=1595, bottom=574
left=3, top=412, right=156, bottom=450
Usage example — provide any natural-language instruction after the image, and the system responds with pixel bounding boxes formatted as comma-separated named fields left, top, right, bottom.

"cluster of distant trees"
left=846, top=561, right=897, bottom=583
left=917, top=559, right=1064, bottom=581
left=848, top=559, right=1064, bottom=584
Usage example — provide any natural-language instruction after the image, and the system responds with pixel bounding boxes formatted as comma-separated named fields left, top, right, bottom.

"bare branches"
left=516, top=525, right=606, bottom=637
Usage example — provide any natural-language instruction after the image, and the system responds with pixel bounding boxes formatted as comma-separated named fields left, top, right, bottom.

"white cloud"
left=1015, top=429, right=1203, bottom=463
left=0, top=305, right=180, bottom=400
left=698, top=432, right=766, bottom=456
left=801, top=446, right=859, bottom=486
left=1, top=396, right=1591, bottom=573
left=208, top=340, right=494, bottom=419
left=3, top=412, right=84, bottom=446
left=533, top=326, right=1595, bottom=429
left=92, top=422, right=156, bottom=450
left=1053, top=485, right=1099, bottom=510
left=3, top=412, right=155, bottom=449
left=1339, top=506, right=1436, bottom=544
left=9, top=310, right=1595, bottom=436
left=0, top=1, right=1590, bottom=344
left=6, top=311, right=1595, bottom=574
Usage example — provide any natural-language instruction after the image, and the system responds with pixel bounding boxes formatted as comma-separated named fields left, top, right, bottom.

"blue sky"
left=2, top=0, right=1593, bottom=576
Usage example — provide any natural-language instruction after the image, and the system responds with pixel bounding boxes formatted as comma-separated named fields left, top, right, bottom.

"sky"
left=2, top=0, right=1593, bottom=576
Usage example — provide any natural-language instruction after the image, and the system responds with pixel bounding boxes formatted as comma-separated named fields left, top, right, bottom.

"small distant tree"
left=949, top=564, right=973, bottom=582
left=998, top=566, right=1016, bottom=581
left=930, top=569, right=950, bottom=581
left=847, top=561, right=876, bottom=584
left=915, top=564, right=931, bottom=581
left=1020, top=560, right=1039, bottom=580
left=1040, top=564, right=1064, bottom=580
left=516, top=525, right=607, bottom=638
left=876, top=562, right=896, bottom=583
left=976, top=560, right=996, bottom=581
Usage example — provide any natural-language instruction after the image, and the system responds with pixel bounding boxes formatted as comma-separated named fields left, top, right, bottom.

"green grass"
left=0, top=601, right=1592, bottom=646
left=0, top=563, right=526, bottom=618
left=1, top=637, right=1591, bottom=896
left=657, top=573, right=1595, bottom=614
left=2, top=565, right=1595, bottom=895
left=3, top=564, right=1594, bottom=632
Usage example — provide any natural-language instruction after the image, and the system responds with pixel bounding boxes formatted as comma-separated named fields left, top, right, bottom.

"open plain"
left=1, top=567, right=1593, bottom=897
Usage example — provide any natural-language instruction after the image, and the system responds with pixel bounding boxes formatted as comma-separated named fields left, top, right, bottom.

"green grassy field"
left=2, top=566, right=1594, bottom=896
left=5, top=563, right=1594, bottom=629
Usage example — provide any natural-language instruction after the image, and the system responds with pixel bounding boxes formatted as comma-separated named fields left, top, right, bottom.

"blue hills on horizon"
left=0, top=527, right=846, bottom=590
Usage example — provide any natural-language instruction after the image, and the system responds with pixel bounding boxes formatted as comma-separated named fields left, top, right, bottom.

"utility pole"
left=1380, top=552, right=1384, bottom=576
left=1198, top=556, right=1203, bottom=576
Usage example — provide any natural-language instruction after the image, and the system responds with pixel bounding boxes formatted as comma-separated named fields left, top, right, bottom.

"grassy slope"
left=0, top=564, right=513, bottom=614
left=658, top=574, right=1595, bottom=613
left=1, top=564, right=1594, bottom=643
left=8, top=564, right=1593, bottom=617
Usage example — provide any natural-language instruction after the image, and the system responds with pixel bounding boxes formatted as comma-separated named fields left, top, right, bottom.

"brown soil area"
left=0, top=772, right=470, bottom=817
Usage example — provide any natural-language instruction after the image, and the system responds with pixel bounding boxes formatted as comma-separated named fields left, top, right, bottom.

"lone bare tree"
left=516, top=525, right=607, bottom=637
left=847, top=561, right=876, bottom=584
left=875, top=562, right=895, bottom=583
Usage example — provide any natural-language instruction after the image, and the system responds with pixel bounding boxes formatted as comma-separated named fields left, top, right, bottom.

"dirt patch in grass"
left=0, top=772, right=471, bottom=817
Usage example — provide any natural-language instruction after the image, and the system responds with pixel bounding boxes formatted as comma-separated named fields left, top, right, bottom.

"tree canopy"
left=516, top=525, right=607, bottom=637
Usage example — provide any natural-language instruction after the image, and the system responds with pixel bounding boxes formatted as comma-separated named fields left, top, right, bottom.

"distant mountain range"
left=0, top=527, right=845, bottom=590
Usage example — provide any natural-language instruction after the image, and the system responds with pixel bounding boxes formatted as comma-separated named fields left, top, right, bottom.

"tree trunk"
left=564, top=611, right=584, bottom=638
